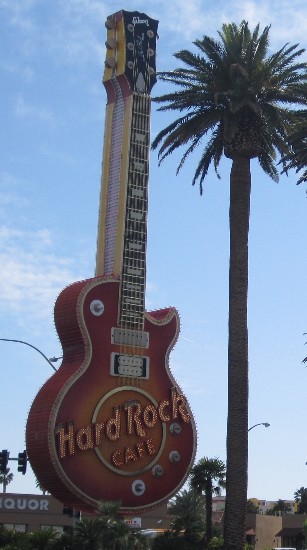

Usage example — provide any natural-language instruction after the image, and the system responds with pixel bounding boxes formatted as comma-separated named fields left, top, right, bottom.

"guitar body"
left=26, top=10, right=197, bottom=513
left=26, top=277, right=196, bottom=512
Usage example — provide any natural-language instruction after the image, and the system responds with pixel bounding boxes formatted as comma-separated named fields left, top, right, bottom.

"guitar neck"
left=95, top=10, right=157, bottom=330
left=120, top=93, right=150, bottom=329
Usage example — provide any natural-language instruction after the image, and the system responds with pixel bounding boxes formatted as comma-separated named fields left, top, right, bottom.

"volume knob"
left=169, top=450, right=181, bottom=464
left=152, top=465, right=164, bottom=478
left=90, top=300, right=104, bottom=316
left=169, top=422, right=181, bottom=435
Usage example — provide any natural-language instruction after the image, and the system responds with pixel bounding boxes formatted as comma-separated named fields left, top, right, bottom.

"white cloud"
left=1, top=0, right=105, bottom=68
left=0, top=225, right=78, bottom=321
left=14, top=94, right=53, bottom=122
left=0, top=0, right=37, bottom=32
left=39, top=143, right=78, bottom=168
left=0, top=173, right=30, bottom=219
left=150, top=0, right=307, bottom=53
left=0, top=59, right=34, bottom=81
left=3, top=0, right=307, bottom=66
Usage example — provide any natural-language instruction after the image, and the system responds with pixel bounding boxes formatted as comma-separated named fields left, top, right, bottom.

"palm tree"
left=28, top=528, right=58, bottom=550
left=152, top=21, right=307, bottom=550
left=294, top=487, right=307, bottom=513
left=0, top=525, right=30, bottom=550
left=35, top=476, right=48, bottom=495
left=73, top=501, right=150, bottom=550
left=168, top=488, right=206, bottom=543
left=246, top=499, right=259, bottom=513
left=281, top=112, right=307, bottom=184
left=0, top=467, right=13, bottom=493
left=74, top=517, right=104, bottom=550
left=48, top=529, right=76, bottom=550
left=265, top=502, right=292, bottom=517
left=190, top=457, right=226, bottom=546
left=98, top=500, right=143, bottom=549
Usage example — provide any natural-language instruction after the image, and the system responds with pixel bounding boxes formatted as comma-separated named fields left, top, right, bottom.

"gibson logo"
left=132, top=16, right=149, bottom=26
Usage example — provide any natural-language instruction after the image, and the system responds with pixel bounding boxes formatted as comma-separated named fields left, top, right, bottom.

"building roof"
left=275, top=527, right=303, bottom=537
left=246, top=528, right=256, bottom=536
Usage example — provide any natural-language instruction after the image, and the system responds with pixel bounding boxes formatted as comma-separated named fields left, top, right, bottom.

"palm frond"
left=152, top=20, right=307, bottom=190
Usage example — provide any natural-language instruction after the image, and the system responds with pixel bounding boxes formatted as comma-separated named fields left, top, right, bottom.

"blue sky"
left=1, top=0, right=307, bottom=502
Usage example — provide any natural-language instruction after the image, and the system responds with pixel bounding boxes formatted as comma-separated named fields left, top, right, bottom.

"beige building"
left=212, top=497, right=307, bottom=549
left=0, top=493, right=170, bottom=534
left=1, top=492, right=306, bottom=548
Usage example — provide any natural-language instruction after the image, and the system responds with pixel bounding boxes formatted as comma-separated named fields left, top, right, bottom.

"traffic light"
left=63, top=507, right=74, bottom=517
left=63, top=508, right=80, bottom=519
left=17, top=450, right=27, bottom=475
left=0, top=450, right=9, bottom=474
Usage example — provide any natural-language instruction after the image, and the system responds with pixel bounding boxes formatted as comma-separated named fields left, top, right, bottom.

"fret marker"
left=131, top=188, right=144, bottom=197
left=130, top=211, right=143, bottom=220
left=133, top=161, right=145, bottom=172
left=127, top=267, right=142, bottom=276
left=128, top=242, right=142, bottom=250
left=126, top=282, right=142, bottom=291
left=135, top=132, right=146, bottom=142
left=125, top=297, right=143, bottom=305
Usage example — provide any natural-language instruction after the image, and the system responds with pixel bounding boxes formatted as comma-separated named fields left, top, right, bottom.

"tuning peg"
left=105, top=17, right=115, bottom=30
left=105, top=57, right=116, bottom=69
left=105, top=37, right=117, bottom=50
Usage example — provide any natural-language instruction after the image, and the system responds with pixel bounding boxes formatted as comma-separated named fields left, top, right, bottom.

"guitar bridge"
left=110, top=353, right=149, bottom=378
left=111, top=327, right=149, bottom=348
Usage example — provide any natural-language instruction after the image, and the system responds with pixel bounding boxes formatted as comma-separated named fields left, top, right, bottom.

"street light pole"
left=248, top=422, right=270, bottom=432
left=0, top=338, right=58, bottom=372
left=0, top=339, right=59, bottom=478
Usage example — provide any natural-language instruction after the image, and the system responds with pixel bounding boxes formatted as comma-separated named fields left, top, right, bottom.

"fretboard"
left=119, top=93, right=150, bottom=330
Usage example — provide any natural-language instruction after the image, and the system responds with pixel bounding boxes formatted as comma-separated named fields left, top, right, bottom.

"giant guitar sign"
left=26, top=10, right=197, bottom=514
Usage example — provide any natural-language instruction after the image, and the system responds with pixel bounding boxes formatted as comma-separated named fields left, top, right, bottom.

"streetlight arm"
left=248, top=422, right=270, bottom=432
left=0, top=339, right=57, bottom=372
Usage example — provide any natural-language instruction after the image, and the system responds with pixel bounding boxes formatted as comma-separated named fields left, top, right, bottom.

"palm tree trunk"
left=205, top=479, right=213, bottom=547
left=223, top=156, right=251, bottom=550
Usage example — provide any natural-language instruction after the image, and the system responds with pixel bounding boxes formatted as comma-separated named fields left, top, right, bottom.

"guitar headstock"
left=103, top=10, right=159, bottom=94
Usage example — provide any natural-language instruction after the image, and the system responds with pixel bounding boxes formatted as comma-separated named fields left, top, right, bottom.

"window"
left=41, top=525, right=64, bottom=535
left=3, top=524, right=26, bottom=532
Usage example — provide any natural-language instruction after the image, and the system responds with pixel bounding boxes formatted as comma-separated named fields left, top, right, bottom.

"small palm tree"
left=0, top=525, right=30, bottom=549
left=98, top=501, right=133, bottom=549
left=28, top=528, right=58, bottom=550
left=35, top=477, right=48, bottom=495
left=152, top=20, right=307, bottom=550
left=97, top=499, right=122, bottom=520
left=0, top=467, right=13, bottom=493
left=48, top=529, right=76, bottom=550
left=168, top=488, right=206, bottom=543
left=271, top=499, right=292, bottom=516
left=74, top=517, right=104, bottom=550
left=294, top=486, right=307, bottom=513
left=190, top=457, right=226, bottom=546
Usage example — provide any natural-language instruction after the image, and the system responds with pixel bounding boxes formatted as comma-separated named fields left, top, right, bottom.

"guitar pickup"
left=110, top=353, right=149, bottom=379
left=111, top=327, right=149, bottom=348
